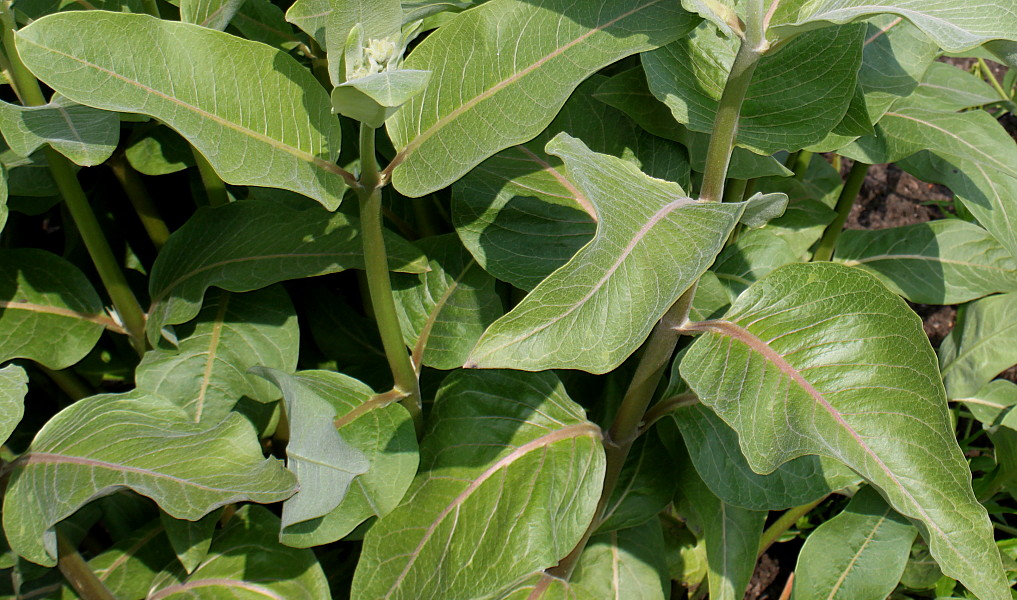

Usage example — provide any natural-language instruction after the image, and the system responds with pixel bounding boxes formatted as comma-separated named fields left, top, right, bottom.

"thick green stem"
left=812, top=161, right=868, bottom=262
left=757, top=496, right=827, bottom=558
left=722, top=178, right=747, bottom=203
left=356, top=123, right=422, bottom=435
left=978, top=58, right=1012, bottom=103
left=792, top=150, right=812, bottom=180
left=108, top=154, right=170, bottom=249
left=192, top=149, right=229, bottom=207
left=57, top=531, right=119, bottom=600
left=0, top=7, right=147, bottom=353
left=39, top=365, right=93, bottom=403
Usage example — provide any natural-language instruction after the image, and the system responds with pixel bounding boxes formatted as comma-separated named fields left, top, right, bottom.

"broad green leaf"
left=304, top=289, right=389, bottom=389
left=3, top=390, right=296, bottom=566
left=597, top=434, right=677, bottom=533
left=768, top=0, right=1017, bottom=52
left=271, top=370, right=417, bottom=547
left=836, top=220, right=1017, bottom=304
left=567, top=520, right=670, bottom=600
left=13, top=0, right=148, bottom=19
left=0, top=364, right=27, bottom=446
left=910, top=62, right=1001, bottom=112
left=137, top=287, right=299, bottom=424
left=182, top=0, right=245, bottom=30
left=284, top=0, right=330, bottom=46
left=680, top=262, right=1009, bottom=600
left=454, top=75, right=689, bottom=291
left=91, top=522, right=177, bottom=598
left=251, top=368, right=370, bottom=529
left=899, top=539, right=943, bottom=591
left=146, top=200, right=426, bottom=344
left=713, top=229, right=798, bottom=298
left=332, top=70, right=432, bottom=127
left=16, top=12, right=347, bottom=209
left=854, top=15, right=939, bottom=123
left=793, top=486, right=917, bottom=600
left=0, top=249, right=106, bottom=369
left=125, top=125, right=195, bottom=175
left=387, top=0, right=700, bottom=196
left=161, top=510, right=220, bottom=574
left=643, top=22, right=865, bottom=154
left=148, top=505, right=330, bottom=599
left=392, top=235, right=502, bottom=370
left=958, top=379, right=1017, bottom=427
left=940, top=293, right=1017, bottom=399
left=677, top=455, right=765, bottom=600
left=352, top=370, right=605, bottom=600
left=0, top=96, right=117, bottom=167
left=231, top=0, right=302, bottom=51
left=2, top=148, right=59, bottom=197
left=466, top=134, right=767, bottom=373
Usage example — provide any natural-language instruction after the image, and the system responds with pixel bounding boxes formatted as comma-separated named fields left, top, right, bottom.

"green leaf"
left=0, top=248, right=106, bottom=369
left=643, top=22, right=865, bottom=154
left=835, top=220, right=1017, bottom=304
left=793, top=486, right=917, bottom=600
left=676, top=455, right=765, bottom=600
left=181, top=0, right=245, bottom=30
left=392, top=234, right=503, bottom=370
left=146, top=200, right=426, bottom=344
left=160, top=509, right=221, bottom=574
left=854, top=15, right=940, bottom=123
left=387, top=0, right=700, bottom=196
left=231, top=0, right=302, bottom=51
left=250, top=368, right=370, bottom=529
left=272, top=370, right=417, bottom=547
left=597, top=434, right=677, bottom=533
left=90, top=521, right=177, bottom=598
left=568, top=520, right=670, bottom=599
left=125, top=125, right=195, bottom=175
left=940, top=293, right=1017, bottom=399
left=332, top=70, right=432, bottom=127
left=16, top=12, right=347, bottom=209
left=713, top=229, right=798, bottom=298
left=352, top=370, right=605, bottom=600
left=680, top=262, right=1009, bottom=600
left=137, top=287, right=299, bottom=424
left=148, top=505, right=330, bottom=599
left=325, top=0, right=402, bottom=86
left=466, top=134, right=756, bottom=373
left=2, top=148, right=59, bottom=197
left=3, top=390, right=296, bottom=566
left=0, top=364, right=27, bottom=447
left=768, top=0, right=1017, bottom=52
left=910, top=62, right=1001, bottom=112
left=958, top=379, right=1017, bottom=426
left=0, top=96, right=118, bottom=167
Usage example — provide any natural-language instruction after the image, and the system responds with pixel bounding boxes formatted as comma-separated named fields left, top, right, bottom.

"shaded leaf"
left=568, top=520, right=669, bottom=599
left=0, top=96, right=118, bottom=167
left=0, top=364, right=27, bottom=447
left=3, top=390, right=296, bottom=566
left=958, top=379, right=1017, bottom=427
left=182, top=0, right=245, bottom=30
left=793, top=486, right=917, bottom=600
left=467, top=134, right=764, bottom=373
left=231, top=0, right=302, bottom=51
left=161, top=510, right=220, bottom=575
left=2, top=148, right=59, bottom=197
left=251, top=368, right=370, bottom=529
left=352, top=369, right=604, bottom=600
left=910, top=62, right=1001, bottom=112
left=146, top=200, right=426, bottom=344
left=125, top=125, right=195, bottom=176
left=137, top=287, right=299, bottom=424
left=836, top=220, right=1017, bottom=304
left=854, top=15, right=940, bottom=123
left=680, top=262, right=1008, bottom=600
left=597, top=434, right=677, bottom=533
left=387, top=0, right=700, bottom=196
left=713, top=228, right=798, bottom=298
left=148, top=505, right=330, bottom=599
left=0, top=249, right=106, bottom=369
left=91, top=521, right=177, bottom=598
left=17, top=12, right=347, bottom=208
left=273, top=370, right=417, bottom=547
left=940, top=292, right=1017, bottom=399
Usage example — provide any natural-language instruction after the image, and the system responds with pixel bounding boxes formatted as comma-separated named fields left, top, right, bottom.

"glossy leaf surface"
left=681, top=262, right=1008, bottom=600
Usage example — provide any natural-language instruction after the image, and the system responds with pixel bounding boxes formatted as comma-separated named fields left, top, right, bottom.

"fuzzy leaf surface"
left=16, top=12, right=346, bottom=208
left=680, top=262, right=1008, bottom=600
left=146, top=200, right=426, bottom=343
left=0, top=96, right=118, bottom=166
left=793, top=486, right=917, bottom=600
left=467, top=134, right=761, bottom=373
left=352, top=370, right=604, bottom=600
left=387, top=0, right=700, bottom=196
left=3, top=390, right=296, bottom=566
left=0, top=249, right=105, bottom=369
left=137, top=287, right=299, bottom=424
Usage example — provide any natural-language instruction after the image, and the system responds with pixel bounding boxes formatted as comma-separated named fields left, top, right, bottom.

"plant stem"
left=978, top=58, right=1011, bottom=103
left=39, top=365, right=92, bottom=403
left=0, top=8, right=147, bottom=353
left=191, top=149, right=229, bottom=207
left=108, top=154, right=170, bottom=249
left=356, top=123, right=422, bottom=435
left=722, top=178, right=747, bottom=203
left=812, top=160, right=868, bottom=262
left=792, top=150, right=812, bottom=180
left=57, top=531, right=118, bottom=600
left=141, top=0, right=161, bottom=18
left=757, top=495, right=827, bottom=557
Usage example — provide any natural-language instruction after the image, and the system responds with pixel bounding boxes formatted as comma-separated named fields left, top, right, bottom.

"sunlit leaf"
left=161, top=509, right=220, bottom=574
left=352, top=369, right=605, bottom=600
left=0, top=364, right=27, bottom=447
left=181, top=0, right=245, bottom=30
left=0, top=96, right=118, bottom=167
left=3, top=390, right=296, bottom=566
left=910, top=62, right=1001, bottom=112
left=681, top=262, right=1009, bottom=600
left=125, top=125, right=195, bottom=175
left=940, top=292, right=1017, bottom=399
left=17, top=11, right=347, bottom=208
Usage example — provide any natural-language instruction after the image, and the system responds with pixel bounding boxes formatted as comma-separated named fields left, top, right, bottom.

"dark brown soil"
left=744, top=555, right=781, bottom=600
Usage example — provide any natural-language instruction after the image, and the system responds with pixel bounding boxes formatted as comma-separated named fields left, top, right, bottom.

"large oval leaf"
left=387, top=0, right=699, bottom=196
left=3, top=390, right=296, bottom=566
left=0, top=364, right=27, bottom=447
left=16, top=11, right=347, bottom=208
left=680, top=262, right=1009, bottom=600
left=351, top=369, right=605, bottom=600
